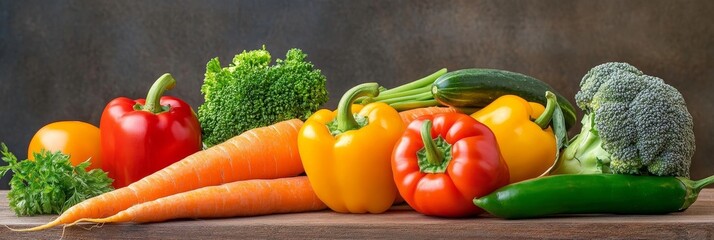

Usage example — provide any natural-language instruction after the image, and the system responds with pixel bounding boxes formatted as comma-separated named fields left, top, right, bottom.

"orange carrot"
left=20, top=119, right=305, bottom=231
left=399, top=107, right=458, bottom=124
left=68, top=176, right=326, bottom=225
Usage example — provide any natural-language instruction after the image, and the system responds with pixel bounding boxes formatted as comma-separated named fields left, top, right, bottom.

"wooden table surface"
left=2, top=190, right=714, bottom=239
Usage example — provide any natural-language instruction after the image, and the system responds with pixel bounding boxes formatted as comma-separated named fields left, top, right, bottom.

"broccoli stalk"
left=551, top=113, right=611, bottom=174
left=550, top=62, right=695, bottom=177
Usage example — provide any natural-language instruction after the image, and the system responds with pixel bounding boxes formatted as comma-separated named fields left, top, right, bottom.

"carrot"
left=19, top=119, right=305, bottom=231
left=67, top=176, right=326, bottom=225
left=399, top=107, right=458, bottom=124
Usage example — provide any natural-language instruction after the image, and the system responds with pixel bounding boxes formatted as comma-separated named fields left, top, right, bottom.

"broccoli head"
left=198, top=47, right=328, bottom=147
left=551, top=62, right=695, bottom=177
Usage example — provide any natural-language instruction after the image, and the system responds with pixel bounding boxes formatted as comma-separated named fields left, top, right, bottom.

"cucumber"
left=432, top=68, right=578, bottom=129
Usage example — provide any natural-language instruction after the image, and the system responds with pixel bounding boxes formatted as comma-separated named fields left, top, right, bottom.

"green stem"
left=141, top=73, right=176, bottom=114
left=533, top=91, right=557, bottom=129
left=550, top=113, right=610, bottom=175
left=380, top=68, right=447, bottom=95
left=420, top=120, right=444, bottom=166
left=681, top=175, right=714, bottom=210
left=337, top=83, right=380, bottom=132
left=390, top=100, right=440, bottom=111
left=372, top=85, right=432, bottom=102
left=358, top=86, right=391, bottom=103
left=379, top=92, right=433, bottom=105
left=693, top=175, right=714, bottom=191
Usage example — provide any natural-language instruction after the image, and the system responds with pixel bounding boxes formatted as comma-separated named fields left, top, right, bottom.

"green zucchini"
left=432, top=68, right=578, bottom=129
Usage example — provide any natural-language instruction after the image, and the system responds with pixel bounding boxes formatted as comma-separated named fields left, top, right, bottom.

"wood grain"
left=1, top=190, right=713, bottom=239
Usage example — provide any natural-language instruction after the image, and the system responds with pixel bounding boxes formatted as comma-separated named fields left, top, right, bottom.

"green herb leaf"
left=0, top=143, right=114, bottom=216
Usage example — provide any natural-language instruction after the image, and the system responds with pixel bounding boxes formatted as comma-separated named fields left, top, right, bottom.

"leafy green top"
left=0, top=144, right=113, bottom=216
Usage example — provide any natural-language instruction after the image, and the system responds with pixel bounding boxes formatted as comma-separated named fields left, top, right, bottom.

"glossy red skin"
left=100, top=96, right=202, bottom=188
left=392, top=113, right=509, bottom=217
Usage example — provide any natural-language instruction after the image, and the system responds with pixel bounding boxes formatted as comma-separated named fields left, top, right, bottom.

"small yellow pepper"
left=471, top=92, right=558, bottom=183
left=298, top=83, right=405, bottom=213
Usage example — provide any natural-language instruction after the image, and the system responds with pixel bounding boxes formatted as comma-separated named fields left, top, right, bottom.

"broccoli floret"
left=551, top=62, right=695, bottom=177
left=198, top=47, right=328, bottom=147
left=575, top=62, right=644, bottom=112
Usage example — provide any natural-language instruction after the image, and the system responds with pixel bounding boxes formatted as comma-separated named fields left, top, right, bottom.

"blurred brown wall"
left=1, top=0, right=713, bottom=189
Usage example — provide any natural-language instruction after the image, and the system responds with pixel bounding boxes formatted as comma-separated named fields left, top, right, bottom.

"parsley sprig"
left=0, top=143, right=113, bottom=216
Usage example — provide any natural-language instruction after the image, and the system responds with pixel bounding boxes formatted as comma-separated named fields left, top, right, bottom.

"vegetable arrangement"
left=1, top=43, right=706, bottom=232
left=21, top=119, right=307, bottom=231
left=362, top=68, right=577, bottom=129
left=431, top=69, right=577, bottom=129
left=473, top=62, right=701, bottom=219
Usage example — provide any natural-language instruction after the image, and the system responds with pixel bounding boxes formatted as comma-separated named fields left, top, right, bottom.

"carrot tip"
left=7, top=218, right=61, bottom=232
left=3, top=224, right=18, bottom=231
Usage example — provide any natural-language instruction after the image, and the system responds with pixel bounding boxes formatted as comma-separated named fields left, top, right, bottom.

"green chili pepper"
left=473, top=174, right=714, bottom=219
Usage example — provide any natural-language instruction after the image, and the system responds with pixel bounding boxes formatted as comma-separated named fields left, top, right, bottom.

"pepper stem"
left=421, top=120, right=444, bottom=166
left=416, top=120, right=452, bottom=174
left=336, top=83, right=380, bottom=132
left=534, top=91, right=557, bottom=129
left=680, top=175, right=714, bottom=210
left=141, top=73, right=176, bottom=114
left=693, top=175, right=714, bottom=192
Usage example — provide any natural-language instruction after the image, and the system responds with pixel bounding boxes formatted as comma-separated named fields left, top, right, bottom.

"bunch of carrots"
left=17, top=107, right=455, bottom=231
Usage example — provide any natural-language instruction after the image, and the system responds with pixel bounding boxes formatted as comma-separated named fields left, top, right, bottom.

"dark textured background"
left=1, top=0, right=713, bottom=189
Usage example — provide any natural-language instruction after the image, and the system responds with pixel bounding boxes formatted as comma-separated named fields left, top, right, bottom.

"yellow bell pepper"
left=298, top=83, right=405, bottom=213
left=471, top=92, right=559, bottom=183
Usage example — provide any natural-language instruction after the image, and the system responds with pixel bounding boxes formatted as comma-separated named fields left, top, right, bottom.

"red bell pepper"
left=391, top=112, right=510, bottom=217
left=100, top=73, right=202, bottom=188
